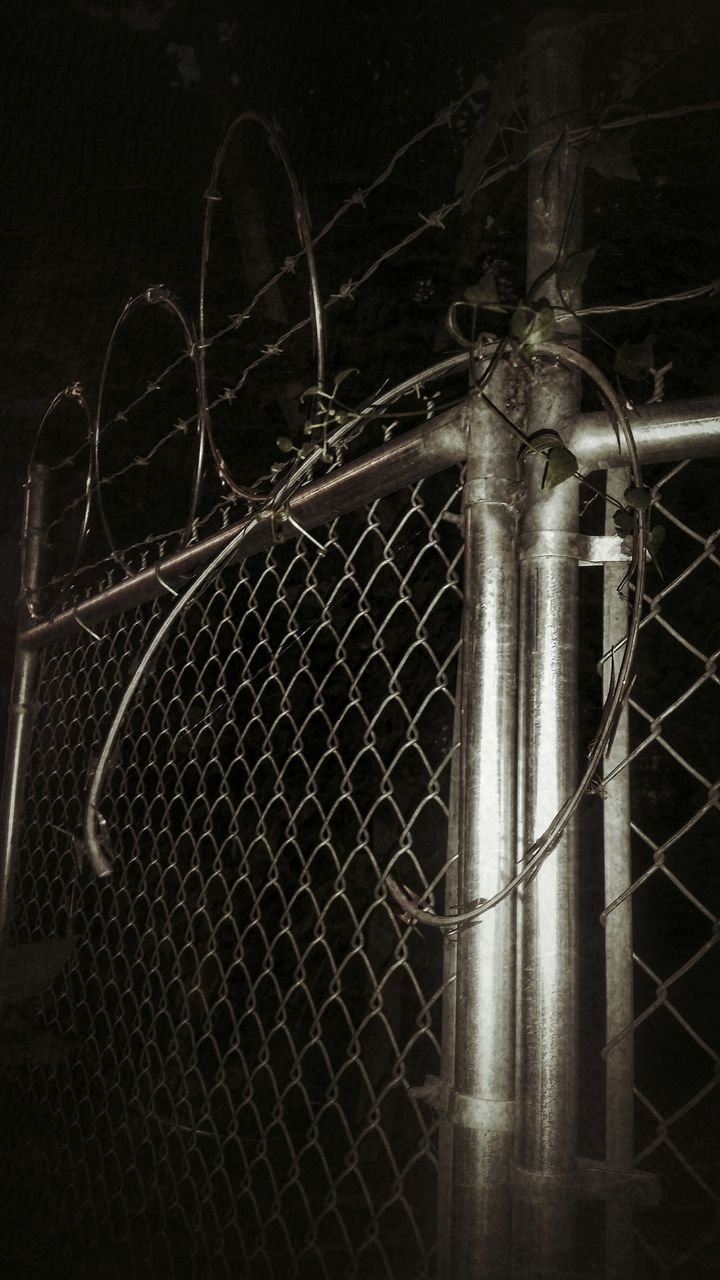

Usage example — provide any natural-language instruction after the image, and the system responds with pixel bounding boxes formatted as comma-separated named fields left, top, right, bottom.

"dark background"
left=1, top=3, right=720, bottom=1272
left=1, top=0, right=720, bottom=734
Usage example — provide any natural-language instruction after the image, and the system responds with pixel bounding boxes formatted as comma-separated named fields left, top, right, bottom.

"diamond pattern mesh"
left=1, top=469, right=463, bottom=1280
left=6, top=440, right=720, bottom=1279
left=604, top=457, right=720, bottom=1276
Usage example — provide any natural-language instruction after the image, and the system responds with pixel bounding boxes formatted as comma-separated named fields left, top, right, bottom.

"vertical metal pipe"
left=602, top=467, right=635, bottom=1279
left=436, top=673, right=460, bottom=1280
left=0, top=464, right=48, bottom=944
left=514, top=11, right=584, bottom=1276
left=449, top=369, right=520, bottom=1279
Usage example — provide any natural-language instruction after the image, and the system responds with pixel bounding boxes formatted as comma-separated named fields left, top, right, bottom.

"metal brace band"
left=408, top=1075, right=514, bottom=1133
left=452, top=1092, right=515, bottom=1133
left=464, top=476, right=525, bottom=507
left=511, top=1158, right=661, bottom=1207
left=519, top=530, right=631, bottom=566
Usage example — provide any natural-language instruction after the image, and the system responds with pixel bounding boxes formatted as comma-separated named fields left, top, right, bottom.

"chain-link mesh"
left=1, top=466, right=463, bottom=1280
left=603, top=456, right=720, bottom=1276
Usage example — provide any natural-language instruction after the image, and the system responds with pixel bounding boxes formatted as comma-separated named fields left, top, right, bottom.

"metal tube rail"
left=19, top=393, right=720, bottom=655
left=513, top=11, right=584, bottom=1275
left=436, top=660, right=463, bottom=1280
left=449, top=370, right=520, bottom=1278
left=602, top=467, right=635, bottom=1280
left=569, top=398, right=720, bottom=471
left=19, top=408, right=467, bottom=651
left=0, top=464, right=48, bottom=942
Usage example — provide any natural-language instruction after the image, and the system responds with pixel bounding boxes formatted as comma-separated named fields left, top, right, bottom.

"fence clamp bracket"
left=519, top=530, right=631, bottom=566
left=511, top=1157, right=662, bottom=1207
left=408, top=1075, right=515, bottom=1133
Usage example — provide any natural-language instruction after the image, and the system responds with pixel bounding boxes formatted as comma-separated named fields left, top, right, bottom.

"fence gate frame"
left=2, top=8, right=720, bottom=1280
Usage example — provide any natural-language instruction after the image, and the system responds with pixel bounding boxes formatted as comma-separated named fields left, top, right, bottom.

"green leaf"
left=584, top=131, right=640, bottom=182
left=517, top=429, right=564, bottom=461
left=613, top=507, right=635, bottom=535
left=464, top=271, right=503, bottom=312
left=331, top=367, right=358, bottom=394
left=445, top=300, right=479, bottom=349
left=276, top=436, right=295, bottom=453
left=300, top=384, right=333, bottom=403
left=556, top=247, right=597, bottom=297
left=456, top=117, right=501, bottom=206
left=543, top=446, right=578, bottom=490
left=624, top=485, right=652, bottom=510
left=455, top=52, right=525, bottom=210
left=510, top=305, right=533, bottom=341
left=0, top=938, right=75, bottom=1006
left=648, top=524, right=665, bottom=576
left=614, top=335, right=655, bottom=381
left=511, top=304, right=555, bottom=349
left=489, top=51, right=524, bottom=119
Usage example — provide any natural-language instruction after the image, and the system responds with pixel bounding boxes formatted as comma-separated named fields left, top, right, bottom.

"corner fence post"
left=448, top=365, right=521, bottom=1279
left=0, top=463, right=48, bottom=944
left=513, top=10, right=584, bottom=1276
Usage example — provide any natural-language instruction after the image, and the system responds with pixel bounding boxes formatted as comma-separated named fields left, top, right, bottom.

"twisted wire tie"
left=73, top=610, right=102, bottom=641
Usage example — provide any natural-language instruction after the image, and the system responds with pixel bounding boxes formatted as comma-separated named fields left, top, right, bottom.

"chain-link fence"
left=4, top=420, right=720, bottom=1280
left=0, top=441, right=464, bottom=1280
left=600, top=455, right=720, bottom=1278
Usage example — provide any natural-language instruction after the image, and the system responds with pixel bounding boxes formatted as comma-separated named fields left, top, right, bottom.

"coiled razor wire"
left=82, top=341, right=647, bottom=931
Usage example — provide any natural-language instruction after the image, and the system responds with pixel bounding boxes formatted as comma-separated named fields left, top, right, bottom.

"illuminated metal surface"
left=1, top=438, right=464, bottom=1279
left=602, top=467, right=635, bottom=1280
left=449, top=369, right=520, bottom=1278
left=570, top=400, right=720, bottom=472
left=0, top=465, right=48, bottom=943
left=513, top=11, right=583, bottom=1276
left=19, top=405, right=467, bottom=651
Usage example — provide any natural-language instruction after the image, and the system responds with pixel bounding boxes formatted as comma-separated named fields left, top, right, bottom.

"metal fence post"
left=513, top=11, right=584, bottom=1276
left=0, top=463, right=48, bottom=944
left=448, top=367, right=521, bottom=1278
left=602, top=466, right=635, bottom=1280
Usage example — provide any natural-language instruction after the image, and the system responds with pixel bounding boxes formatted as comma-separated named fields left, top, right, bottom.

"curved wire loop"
left=385, top=341, right=647, bottom=928
left=198, top=111, right=326, bottom=499
left=83, top=338, right=640, bottom=887
left=81, top=349, right=477, bottom=876
left=24, top=384, right=94, bottom=618
left=93, top=286, right=206, bottom=573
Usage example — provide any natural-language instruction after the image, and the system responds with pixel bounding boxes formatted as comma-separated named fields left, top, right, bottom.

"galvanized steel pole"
left=0, top=464, right=48, bottom=943
left=602, top=467, right=635, bottom=1280
left=513, top=11, right=584, bottom=1275
left=449, top=365, right=521, bottom=1278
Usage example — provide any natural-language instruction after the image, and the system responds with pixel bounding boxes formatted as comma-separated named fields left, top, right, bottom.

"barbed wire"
left=76, top=335, right=645, bottom=918
left=36, top=75, right=488, bottom=482
left=79, top=347, right=475, bottom=875
left=22, top=71, right=720, bottom=895
left=31, top=83, right=720, bottom=563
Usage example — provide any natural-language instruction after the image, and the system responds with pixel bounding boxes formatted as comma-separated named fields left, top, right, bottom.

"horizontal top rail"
left=20, top=405, right=468, bottom=651
left=18, top=391, right=720, bottom=651
left=569, top=396, right=720, bottom=470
